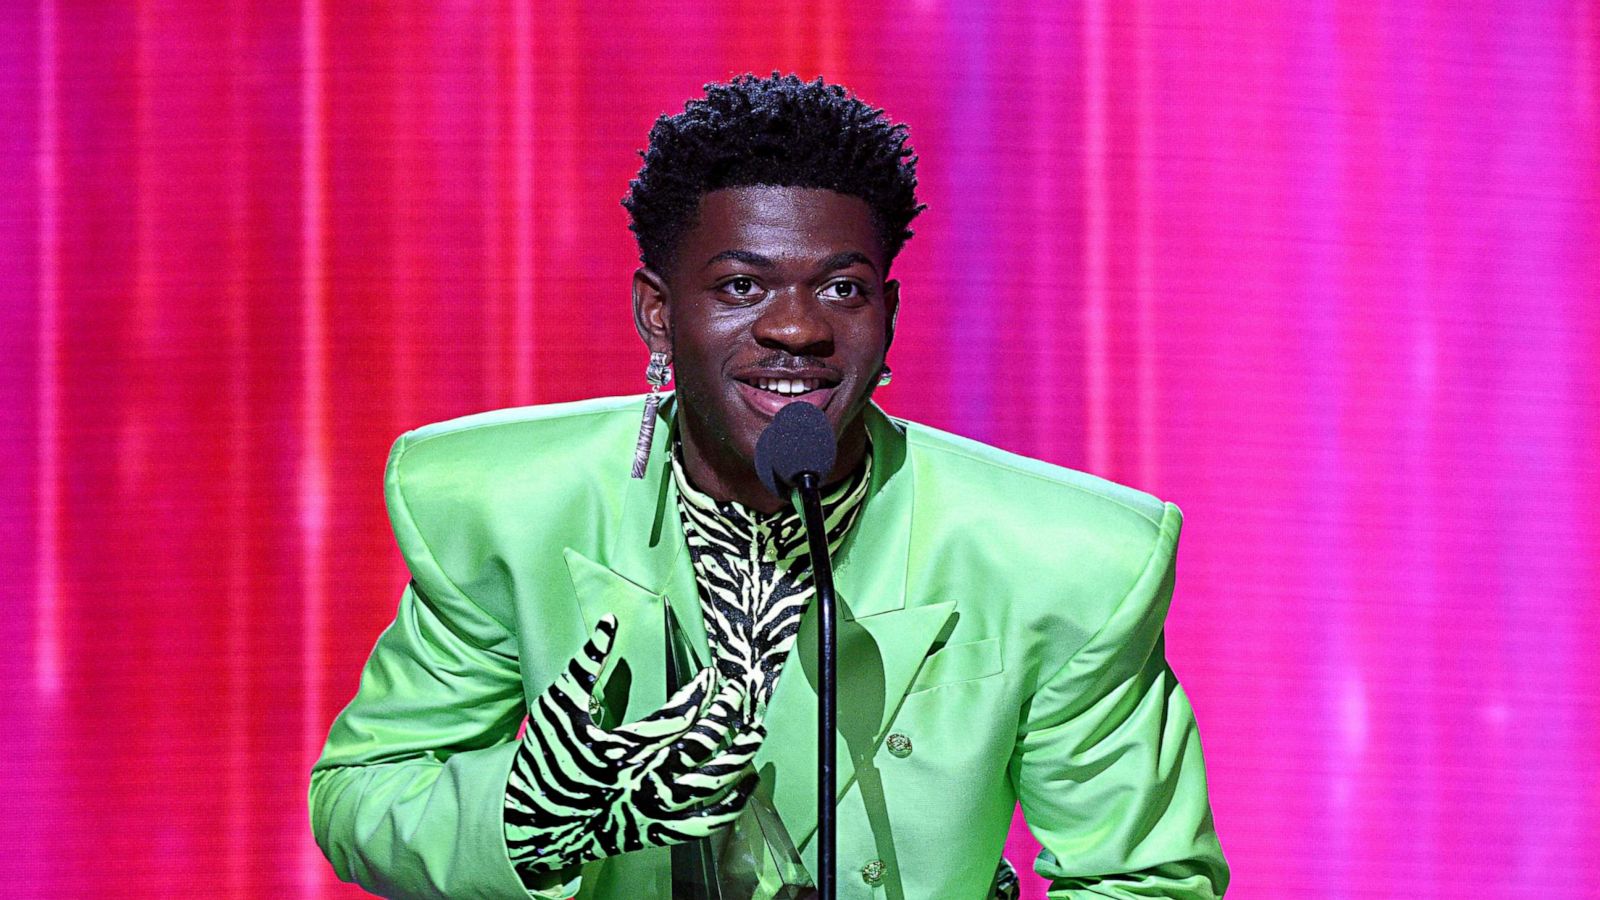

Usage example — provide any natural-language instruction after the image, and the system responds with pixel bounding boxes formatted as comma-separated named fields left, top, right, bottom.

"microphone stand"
left=793, top=471, right=836, bottom=900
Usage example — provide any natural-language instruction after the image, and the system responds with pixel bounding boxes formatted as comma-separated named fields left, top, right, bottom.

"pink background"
left=4, top=1, right=1598, bottom=897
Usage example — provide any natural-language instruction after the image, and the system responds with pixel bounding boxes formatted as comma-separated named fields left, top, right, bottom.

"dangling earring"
left=631, top=350, right=672, bottom=478
left=877, top=364, right=893, bottom=387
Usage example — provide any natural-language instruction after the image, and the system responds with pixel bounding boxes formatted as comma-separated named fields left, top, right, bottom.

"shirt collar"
left=669, top=437, right=873, bottom=538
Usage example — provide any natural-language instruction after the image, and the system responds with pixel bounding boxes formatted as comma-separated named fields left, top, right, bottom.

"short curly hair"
left=622, top=72, right=925, bottom=276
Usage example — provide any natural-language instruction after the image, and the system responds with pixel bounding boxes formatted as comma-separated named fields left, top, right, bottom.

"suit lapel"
left=620, top=397, right=711, bottom=666
left=564, top=548, right=673, bottom=721
left=752, top=407, right=953, bottom=855
left=563, top=395, right=710, bottom=725
left=830, top=405, right=916, bottom=618
left=752, top=598, right=954, bottom=855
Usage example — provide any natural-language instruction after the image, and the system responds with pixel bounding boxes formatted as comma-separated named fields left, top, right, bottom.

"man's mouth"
left=747, top=376, right=829, bottom=397
left=732, top=372, right=842, bottom=417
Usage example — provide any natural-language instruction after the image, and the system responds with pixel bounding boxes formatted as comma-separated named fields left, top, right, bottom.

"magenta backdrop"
left=4, top=1, right=1598, bottom=898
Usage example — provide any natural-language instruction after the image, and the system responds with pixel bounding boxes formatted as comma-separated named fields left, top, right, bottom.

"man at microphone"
left=310, top=72, right=1229, bottom=899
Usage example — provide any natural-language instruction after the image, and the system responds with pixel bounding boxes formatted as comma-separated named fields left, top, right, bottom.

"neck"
left=678, top=410, right=870, bottom=515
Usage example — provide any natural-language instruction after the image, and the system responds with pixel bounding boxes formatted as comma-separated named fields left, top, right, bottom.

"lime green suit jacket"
left=309, top=394, right=1229, bottom=899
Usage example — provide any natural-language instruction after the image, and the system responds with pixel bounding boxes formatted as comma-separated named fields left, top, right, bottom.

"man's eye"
left=822, top=281, right=865, bottom=301
left=721, top=277, right=759, bottom=296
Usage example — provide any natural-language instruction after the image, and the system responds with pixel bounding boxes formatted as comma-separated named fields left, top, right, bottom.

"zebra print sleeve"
left=503, top=614, right=765, bottom=889
left=991, top=856, right=1020, bottom=900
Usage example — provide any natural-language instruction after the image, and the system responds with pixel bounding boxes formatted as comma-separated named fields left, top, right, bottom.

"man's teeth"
left=754, top=377, right=822, bottom=395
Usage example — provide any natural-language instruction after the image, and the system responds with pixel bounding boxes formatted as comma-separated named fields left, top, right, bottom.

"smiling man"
left=310, top=73, right=1229, bottom=899
left=638, top=185, right=891, bottom=512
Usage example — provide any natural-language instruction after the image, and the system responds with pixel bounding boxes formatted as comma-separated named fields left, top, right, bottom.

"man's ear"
left=632, top=266, right=671, bottom=353
left=884, top=278, right=901, bottom=353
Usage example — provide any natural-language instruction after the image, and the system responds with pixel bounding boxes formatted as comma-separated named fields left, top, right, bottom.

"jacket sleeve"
left=308, top=432, right=583, bottom=899
left=1008, top=501, right=1230, bottom=898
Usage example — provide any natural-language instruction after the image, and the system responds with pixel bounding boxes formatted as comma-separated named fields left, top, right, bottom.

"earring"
left=877, top=364, right=893, bottom=387
left=631, top=351, right=672, bottom=478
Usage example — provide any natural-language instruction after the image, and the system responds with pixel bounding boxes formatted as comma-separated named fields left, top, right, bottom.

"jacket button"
left=861, top=859, right=886, bottom=886
left=587, top=696, right=603, bottom=719
left=885, top=733, right=912, bottom=757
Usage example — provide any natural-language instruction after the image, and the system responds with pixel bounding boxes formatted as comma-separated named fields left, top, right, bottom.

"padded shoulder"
left=901, top=417, right=1170, bottom=532
left=402, top=393, right=645, bottom=449
left=381, top=395, right=651, bottom=632
left=392, top=394, right=643, bottom=491
left=896, top=417, right=1182, bottom=657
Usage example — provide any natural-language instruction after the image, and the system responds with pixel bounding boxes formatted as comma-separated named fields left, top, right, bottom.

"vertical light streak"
left=1027, top=7, right=1065, bottom=456
left=1295, top=2, right=1357, bottom=868
left=945, top=7, right=999, bottom=438
left=1133, top=0, right=1158, bottom=489
left=511, top=0, right=534, bottom=404
left=1392, top=10, right=1440, bottom=883
left=133, top=0, right=155, bottom=352
left=1082, top=0, right=1111, bottom=474
left=818, top=0, right=842, bottom=75
left=548, top=6, right=577, bottom=252
left=298, top=0, right=329, bottom=894
left=34, top=0, right=61, bottom=701
left=482, top=4, right=505, bottom=404
left=391, top=4, right=416, bottom=426
left=1576, top=0, right=1595, bottom=132
left=781, top=0, right=803, bottom=66
left=224, top=2, right=251, bottom=895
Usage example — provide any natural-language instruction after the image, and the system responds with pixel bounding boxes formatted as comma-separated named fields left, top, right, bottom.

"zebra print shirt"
left=672, top=446, right=1020, bottom=900
left=669, top=443, right=870, bottom=725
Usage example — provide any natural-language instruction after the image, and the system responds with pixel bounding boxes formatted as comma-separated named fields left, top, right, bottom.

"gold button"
left=861, top=859, right=886, bottom=886
left=886, top=733, right=912, bottom=757
left=587, top=696, right=603, bottom=718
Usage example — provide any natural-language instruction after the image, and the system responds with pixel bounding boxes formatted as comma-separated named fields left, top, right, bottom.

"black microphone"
left=753, top=400, right=840, bottom=900
left=754, top=400, right=836, bottom=497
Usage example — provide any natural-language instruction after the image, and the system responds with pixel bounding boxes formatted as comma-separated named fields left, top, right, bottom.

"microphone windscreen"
left=754, top=401, right=837, bottom=497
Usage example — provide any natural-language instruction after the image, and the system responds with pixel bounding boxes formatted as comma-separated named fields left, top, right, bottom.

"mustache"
left=750, top=355, right=832, bottom=372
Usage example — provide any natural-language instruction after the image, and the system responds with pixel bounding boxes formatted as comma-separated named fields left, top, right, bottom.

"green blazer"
left=309, top=394, right=1229, bottom=899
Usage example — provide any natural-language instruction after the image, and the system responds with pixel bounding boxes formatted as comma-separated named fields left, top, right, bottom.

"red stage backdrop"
left=3, top=2, right=1598, bottom=898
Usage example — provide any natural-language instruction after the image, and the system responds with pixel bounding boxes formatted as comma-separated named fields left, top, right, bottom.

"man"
left=310, top=73, right=1229, bottom=899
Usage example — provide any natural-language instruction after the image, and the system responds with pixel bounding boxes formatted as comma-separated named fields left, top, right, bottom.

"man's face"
left=634, top=185, right=899, bottom=496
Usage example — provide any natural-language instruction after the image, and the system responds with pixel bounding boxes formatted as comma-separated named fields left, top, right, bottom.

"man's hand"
left=504, top=614, right=764, bottom=883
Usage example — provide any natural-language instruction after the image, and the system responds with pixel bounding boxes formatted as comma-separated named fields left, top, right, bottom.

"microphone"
left=754, top=401, right=837, bottom=497
left=753, top=400, right=841, bottom=900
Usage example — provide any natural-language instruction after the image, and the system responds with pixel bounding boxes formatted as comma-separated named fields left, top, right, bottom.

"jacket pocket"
left=906, top=637, right=1003, bottom=694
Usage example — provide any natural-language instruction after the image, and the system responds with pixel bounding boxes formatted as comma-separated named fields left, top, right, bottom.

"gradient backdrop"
left=4, top=1, right=1598, bottom=898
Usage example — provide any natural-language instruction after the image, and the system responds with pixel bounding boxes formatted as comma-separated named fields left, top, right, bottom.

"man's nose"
left=751, top=287, right=833, bottom=356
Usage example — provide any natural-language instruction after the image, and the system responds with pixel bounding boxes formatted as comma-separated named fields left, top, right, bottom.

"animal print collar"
left=668, top=439, right=871, bottom=719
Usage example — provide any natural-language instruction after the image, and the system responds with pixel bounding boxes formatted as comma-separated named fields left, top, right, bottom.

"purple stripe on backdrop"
left=941, top=0, right=1000, bottom=444
left=2, top=2, right=51, bottom=895
left=296, top=2, right=328, bottom=895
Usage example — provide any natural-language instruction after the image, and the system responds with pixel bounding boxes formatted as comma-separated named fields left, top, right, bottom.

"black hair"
left=622, top=72, right=924, bottom=276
